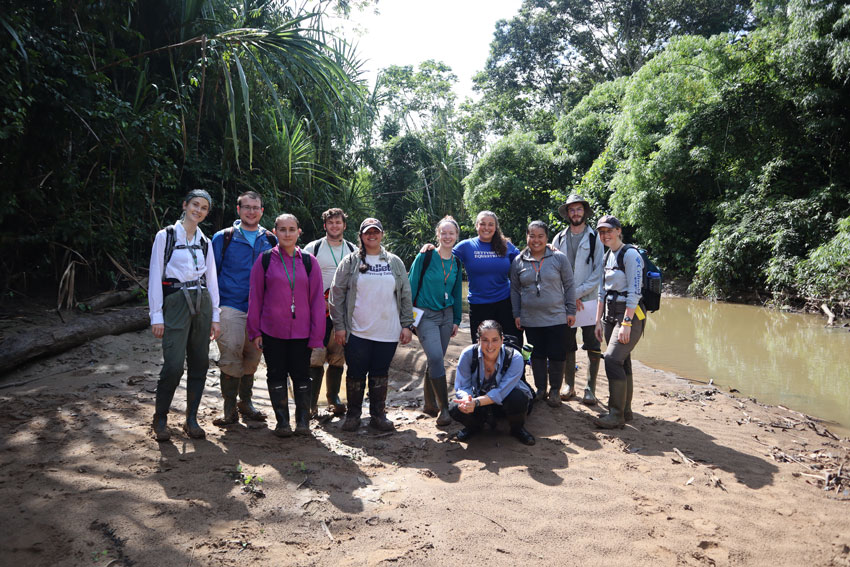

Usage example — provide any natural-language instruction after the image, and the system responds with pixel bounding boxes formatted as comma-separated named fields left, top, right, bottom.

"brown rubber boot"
left=624, top=358, right=634, bottom=421
left=582, top=352, right=601, bottom=405
left=431, top=376, right=453, bottom=426
left=530, top=358, right=548, bottom=402
left=341, top=378, right=364, bottom=432
left=213, top=373, right=240, bottom=426
left=367, top=375, right=395, bottom=432
left=309, top=366, right=324, bottom=418
left=547, top=362, right=564, bottom=407
left=422, top=367, right=438, bottom=417
left=561, top=351, right=577, bottom=400
left=594, top=379, right=627, bottom=429
left=237, top=375, right=267, bottom=422
left=325, top=365, right=347, bottom=417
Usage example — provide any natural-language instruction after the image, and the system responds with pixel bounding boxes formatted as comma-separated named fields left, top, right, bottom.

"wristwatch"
left=623, top=316, right=632, bottom=323
left=474, top=398, right=481, bottom=408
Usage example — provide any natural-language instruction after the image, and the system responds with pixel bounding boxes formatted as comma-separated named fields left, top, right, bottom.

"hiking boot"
left=531, top=358, right=548, bottom=402
left=152, top=414, right=170, bottom=442
left=213, top=373, right=240, bottom=426
left=325, top=365, right=347, bottom=417
left=455, top=426, right=480, bottom=442
left=237, top=375, right=267, bottom=422
left=594, top=379, right=627, bottom=430
left=582, top=388, right=598, bottom=406
left=507, top=412, right=535, bottom=446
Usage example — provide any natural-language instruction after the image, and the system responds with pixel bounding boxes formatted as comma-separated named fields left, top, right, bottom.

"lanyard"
left=440, top=255, right=454, bottom=302
left=277, top=247, right=297, bottom=319
left=328, top=239, right=344, bottom=267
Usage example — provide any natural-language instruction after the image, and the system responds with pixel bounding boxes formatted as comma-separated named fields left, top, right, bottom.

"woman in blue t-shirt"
left=453, top=211, right=521, bottom=344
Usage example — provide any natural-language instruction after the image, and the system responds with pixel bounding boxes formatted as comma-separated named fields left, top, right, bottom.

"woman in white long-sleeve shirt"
left=148, top=189, right=221, bottom=442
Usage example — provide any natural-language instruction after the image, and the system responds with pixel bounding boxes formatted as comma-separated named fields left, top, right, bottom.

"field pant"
left=216, top=306, right=262, bottom=377
left=155, top=289, right=212, bottom=415
left=449, top=388, right=530, bottom=428
left=601, top=301, right=644, bottom=384
left=417, top=306, right=454, bottom=378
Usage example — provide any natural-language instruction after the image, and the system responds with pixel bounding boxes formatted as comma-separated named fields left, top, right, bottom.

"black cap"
left=596, top=215, right=621, bottom=229
left=359, top=218, right=384, bottom=233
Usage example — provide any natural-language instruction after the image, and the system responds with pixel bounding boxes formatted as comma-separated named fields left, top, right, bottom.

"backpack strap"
left=587, top=232, right=596, bottom=265
left=262, top=248, right=312, bottom=276
left=265, top=231, right=276, bottom=249
left=163, top=226, right=176, bottom=268
left=220, top=226, right=236, bottom=260
left=413, top=249, right=434, bottom=307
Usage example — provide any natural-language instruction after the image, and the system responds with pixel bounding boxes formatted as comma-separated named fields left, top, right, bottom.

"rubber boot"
left=561, top=350, right=577, bottom=400
left=507, top=412, right=535, bottom=446
left=430, top=376, right=453, bottom=426
left=422, top=367, right=438, bottom=417
left=293, top=381, right=312, bottom=436
left=341, top=378, right=364, bottom=432
left=237, top=375, right=267, bottom=421
left=594, top=378, right=627, bottom=429
left=367, top=375, right=395, bottom=432
left=183, top=379, right=206, bottom=439
left=309, top=366, right=324, bottom=418
left=582, top=352, right=601, bottom=406
left=547, top=362, right=564, bottom=407
left=530, top=358, right=548, bottom=402
left=269, top=382, right=292, bottom=437
left=325, top=365, right=347, bottom=417
left=624, top=358, right=634, bottom=421
left=213, top=373, right=240, bottom=426
left=152, top=383, right=175, bottom=442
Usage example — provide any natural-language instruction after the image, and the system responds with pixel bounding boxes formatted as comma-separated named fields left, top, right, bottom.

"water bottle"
left=647, top=271, right=662, bottom=295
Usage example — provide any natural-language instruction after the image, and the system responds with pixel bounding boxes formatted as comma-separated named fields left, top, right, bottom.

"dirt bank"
left=0, top=309, right=848, bottom=567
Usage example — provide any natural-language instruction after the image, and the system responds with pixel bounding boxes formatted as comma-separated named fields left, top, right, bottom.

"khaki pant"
left=309, top=318, right=346, bottom=367
left=216, top=306, right=262, bottom=377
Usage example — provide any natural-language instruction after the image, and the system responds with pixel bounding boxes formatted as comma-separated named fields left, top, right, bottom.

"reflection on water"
left=637, top=297, right=850, bottom=429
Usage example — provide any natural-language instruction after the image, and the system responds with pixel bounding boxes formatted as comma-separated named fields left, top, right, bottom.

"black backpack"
left=468, top=337, right=536, bottom=414
left=163, top=225, right=208, bottom=268
left=605, top=244, right=662, bottom=312
left=307, top=238, right=355, bottom=257
left=260, top=248, right=312, bottom=276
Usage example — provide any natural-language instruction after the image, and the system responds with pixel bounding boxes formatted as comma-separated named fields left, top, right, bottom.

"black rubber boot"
left=152, top=381, right=175, bottom=442
left=561, top=351, right=577, bottom=400
left=594, top=378, right=627, bottom=429
left=624, top=358, right=634, bottom=421
left=507, top=413, right=535, bottom=446
left=237, top=375, right=267, bottom=422
left=422, top=367, right=438, bottom=417
left=325, top=365, right=347, bottom=417
left=183, top=379, right=206, bottom=439
left=268, top=382, right=292, bottom=437
left=293, top=381, right=312, bottom=436
left=213, top=373, right=240, bottom=426
left=530, top=358, right=548, bottom=402
left=547, top=362, right=564, bottom=407
left=309, top=366, right=324, bottom=418
left=582, top=352, right=601, bottom=406
left=341, top=378, right=364, bottom=432
left=430, top=376, right=453, bottom=426
left=367, top=375, right=395, bottom=432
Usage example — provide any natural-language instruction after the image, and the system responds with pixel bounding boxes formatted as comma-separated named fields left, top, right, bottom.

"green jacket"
left=329, top=246, right=414, bottom=341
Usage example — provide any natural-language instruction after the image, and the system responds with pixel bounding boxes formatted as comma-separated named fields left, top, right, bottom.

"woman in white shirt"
left=148, top=189, right=221, bottom=442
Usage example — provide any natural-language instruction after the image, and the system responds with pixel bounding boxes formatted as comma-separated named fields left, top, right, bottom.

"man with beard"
left=303, top=208, right=356, bottom=417
left=211, top=191, right=277, bottom=426
left=552, top=195, right=604, bottom=405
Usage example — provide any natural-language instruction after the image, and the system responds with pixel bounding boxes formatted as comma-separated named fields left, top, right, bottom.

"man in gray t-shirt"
left=302, top=208, right=356, bottom=417
left=552, top=195, right=605, bottom=405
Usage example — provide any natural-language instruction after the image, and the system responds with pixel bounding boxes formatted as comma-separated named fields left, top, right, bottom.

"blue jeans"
left=416, top=306, right=453, bottom=379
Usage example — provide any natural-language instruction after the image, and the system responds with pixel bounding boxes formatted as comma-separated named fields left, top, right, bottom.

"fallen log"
left=80, top=279, right=148, bottom=312
left=0, top=306, right=149, bottom=375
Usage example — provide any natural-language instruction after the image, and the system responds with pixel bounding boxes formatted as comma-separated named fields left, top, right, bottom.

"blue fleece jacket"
left=211, top=220, right=277, bottom=312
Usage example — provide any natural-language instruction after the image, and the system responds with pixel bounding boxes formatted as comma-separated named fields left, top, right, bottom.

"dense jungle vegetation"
left=1, top=0, right=848, bottom=312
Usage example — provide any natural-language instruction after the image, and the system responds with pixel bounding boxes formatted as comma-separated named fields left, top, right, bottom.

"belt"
left=162, top=279, right=206, bottom=315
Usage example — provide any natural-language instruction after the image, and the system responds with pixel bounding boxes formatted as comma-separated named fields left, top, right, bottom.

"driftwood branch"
left=0, top=307, right=149, bottom=375
left=821, top=303, right=836, bottom=326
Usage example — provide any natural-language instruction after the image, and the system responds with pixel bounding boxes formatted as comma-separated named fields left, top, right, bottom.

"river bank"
left=0, top=309, right=848, bottom=567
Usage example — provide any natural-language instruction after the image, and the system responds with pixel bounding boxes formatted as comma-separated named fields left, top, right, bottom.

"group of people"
left=147, top=189, right=646, bottom=446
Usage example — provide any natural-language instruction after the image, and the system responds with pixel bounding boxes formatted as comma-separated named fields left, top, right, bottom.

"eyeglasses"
left=240, top=206, right=262, bottom=212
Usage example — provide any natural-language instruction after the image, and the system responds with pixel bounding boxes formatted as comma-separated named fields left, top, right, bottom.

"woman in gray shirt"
left=593, top=215, right=644, bottom=429
left=510, top=221, right=576, bottom=408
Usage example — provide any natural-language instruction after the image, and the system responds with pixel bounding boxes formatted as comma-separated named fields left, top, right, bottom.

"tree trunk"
left=0, top=307, right=150, bottom=375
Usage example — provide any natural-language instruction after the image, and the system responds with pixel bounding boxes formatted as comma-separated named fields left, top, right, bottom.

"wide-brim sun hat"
left=558, top=194, right=592, bottom=220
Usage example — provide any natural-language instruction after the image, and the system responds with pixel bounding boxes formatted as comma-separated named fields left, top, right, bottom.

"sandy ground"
left=1, top=307, right=849, bottom=567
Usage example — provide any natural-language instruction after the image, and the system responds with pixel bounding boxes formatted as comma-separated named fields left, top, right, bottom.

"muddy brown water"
left=635, top=297, right=850, bottom=431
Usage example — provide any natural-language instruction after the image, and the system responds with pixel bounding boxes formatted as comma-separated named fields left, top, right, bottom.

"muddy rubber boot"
left=422, top=367, right=438, bottom=417
left=367, top=375, right=395, bottom=432
left=152, top=383, right=175, bottom=441
left=530, top=358, right=548, bottom=402
left=594, top=378, right=627, bottom=429
left=341, top=378, right=364, bottom=432
left=237, top=375, right=267, bottom=422
left=213, top=373, right=240, bottom=426
left=183, top=379, right=206, bottom=439
left=582, top=352, right=601, bottom=406
left=430, top=376, right=453, bottom=426
left=624, top=359, right=634, bottom=421
left=547, top=362, right=564, bottom=407
left=507, top=412, right=535, bottom=446
left=269, top=382, right=292, bottom=437
left=309, top=366, right=324, bottom=418
left=325, top=365, right=347, bottom=417
left=561, top=351, right=577, bottom=400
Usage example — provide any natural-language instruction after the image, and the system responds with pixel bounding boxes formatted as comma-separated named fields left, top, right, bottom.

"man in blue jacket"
left=211, top=191, right=277, bottom=426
